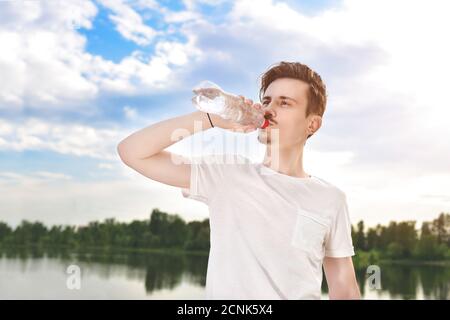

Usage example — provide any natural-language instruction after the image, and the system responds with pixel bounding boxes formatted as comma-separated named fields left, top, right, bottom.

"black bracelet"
left=206, top=113, right=214, bottom=128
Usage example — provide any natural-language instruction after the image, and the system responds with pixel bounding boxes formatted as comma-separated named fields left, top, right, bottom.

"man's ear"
left=308, top=115, right=322, bottom=136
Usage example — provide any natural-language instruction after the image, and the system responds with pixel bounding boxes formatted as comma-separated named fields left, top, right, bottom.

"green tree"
left=0, top=222, right=12, bottom=243
left=354, top=220, right=366, bottom=251
left=431, top=213, right=449, bottom=245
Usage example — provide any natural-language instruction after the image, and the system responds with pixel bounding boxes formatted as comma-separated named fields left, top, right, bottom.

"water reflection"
left=0, top=246, right=448, bottom=299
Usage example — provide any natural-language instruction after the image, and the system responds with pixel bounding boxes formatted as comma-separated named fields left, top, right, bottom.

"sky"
left=1, top=0, right=449, bottom=229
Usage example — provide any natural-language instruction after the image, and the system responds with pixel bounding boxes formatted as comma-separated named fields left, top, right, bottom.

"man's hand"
left=208, top=94, right=263, bottom=133
left=323, top=256, right=361, bottom=299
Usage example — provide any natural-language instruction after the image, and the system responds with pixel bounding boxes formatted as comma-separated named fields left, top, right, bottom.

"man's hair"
left=258, top=61, right=327, bottom=139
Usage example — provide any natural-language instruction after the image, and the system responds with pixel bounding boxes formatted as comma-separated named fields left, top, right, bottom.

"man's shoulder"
left=312, top=176, right=347, bottom=202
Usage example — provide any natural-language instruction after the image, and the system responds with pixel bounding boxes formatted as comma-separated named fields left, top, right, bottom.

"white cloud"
left=123, top=105, right=138, bottom=120
left=0, top=170, right=72, bottom=188
left=98, top=162, right=115, bottom=170
left=97, top=0, right=159, bottom=46
left=33, top=171, right=72, bottom=180
left=0, top=117, right=126, bottom=160
left=0, top=0, right=99, bottom=110
left=0, top=0, right=203, bottom=111
left=163, top=9, right=201, bottom=23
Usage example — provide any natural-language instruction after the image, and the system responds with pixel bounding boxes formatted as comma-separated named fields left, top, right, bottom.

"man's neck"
left=262, top=144, right=310, bottom=178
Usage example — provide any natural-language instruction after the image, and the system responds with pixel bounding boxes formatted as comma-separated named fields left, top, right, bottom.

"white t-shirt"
left=180, top=153, right=355, bottom=300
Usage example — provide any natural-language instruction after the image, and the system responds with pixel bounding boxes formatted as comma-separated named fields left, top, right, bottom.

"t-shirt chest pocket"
left=291, top=208, right=331, bottom=258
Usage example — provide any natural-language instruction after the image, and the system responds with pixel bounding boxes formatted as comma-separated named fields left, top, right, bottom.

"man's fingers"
left=237, top=95, right=254, bottom=107
left=253, top=103, right=262, bottom=110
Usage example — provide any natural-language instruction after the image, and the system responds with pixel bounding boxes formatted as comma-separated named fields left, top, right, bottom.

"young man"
left=117, top=61, right=361, bottom=300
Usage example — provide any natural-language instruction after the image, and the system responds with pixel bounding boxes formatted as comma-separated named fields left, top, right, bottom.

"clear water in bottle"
left=191, top=80, right=269, bottom=129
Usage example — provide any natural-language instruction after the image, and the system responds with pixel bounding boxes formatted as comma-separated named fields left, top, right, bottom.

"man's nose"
left=264, top=105, right=277, bottom=122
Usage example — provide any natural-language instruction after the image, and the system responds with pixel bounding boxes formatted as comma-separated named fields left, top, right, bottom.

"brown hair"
left=259, top=61, right=327, bottom=139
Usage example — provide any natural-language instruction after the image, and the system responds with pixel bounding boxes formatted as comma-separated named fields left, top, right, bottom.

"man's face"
left=257, top=78, right=318, bottom=148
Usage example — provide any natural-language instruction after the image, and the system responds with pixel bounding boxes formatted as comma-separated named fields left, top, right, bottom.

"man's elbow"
left=117, top=141, right=131, bottom=164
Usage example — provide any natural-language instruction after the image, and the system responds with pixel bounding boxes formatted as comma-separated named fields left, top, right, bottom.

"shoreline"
left=1, top=244, right=449, bottom=266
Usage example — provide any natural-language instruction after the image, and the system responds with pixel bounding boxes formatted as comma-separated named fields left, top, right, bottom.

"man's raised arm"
left=117, top=111, right=216, bottom=189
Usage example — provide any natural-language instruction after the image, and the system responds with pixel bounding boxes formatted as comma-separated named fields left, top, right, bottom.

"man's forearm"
left=329, top=283, right=361, bottom=300
left=117, top=111, right=214, bottom=160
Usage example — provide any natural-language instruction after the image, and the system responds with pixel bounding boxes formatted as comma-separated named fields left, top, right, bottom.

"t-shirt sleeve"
left=324, top=193, right=355, bottom=258
left=180, top=154, right=244, bottom=205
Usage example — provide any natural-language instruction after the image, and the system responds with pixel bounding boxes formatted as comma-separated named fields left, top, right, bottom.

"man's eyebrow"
left=262, top=95, right=298, bottom=103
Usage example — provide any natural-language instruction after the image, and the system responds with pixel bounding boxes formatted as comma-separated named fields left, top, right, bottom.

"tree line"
left=0, top=209, right=449, bottom=260
left=0, top=209, right=209, bottom=252
left=351, top=212, right=449, bottom=260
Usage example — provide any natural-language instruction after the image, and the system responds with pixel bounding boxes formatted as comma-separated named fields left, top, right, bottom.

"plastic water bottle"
left=191, top=80, right=270, bottom=129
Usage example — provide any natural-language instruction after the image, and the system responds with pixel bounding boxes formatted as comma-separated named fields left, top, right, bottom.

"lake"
left=0, top=247, right=448, bottom=299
